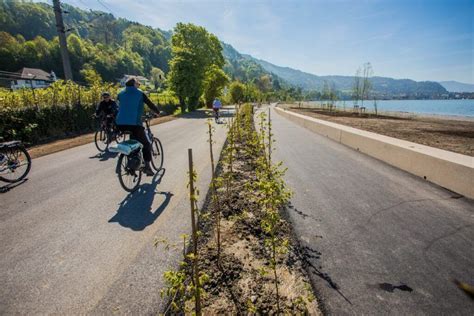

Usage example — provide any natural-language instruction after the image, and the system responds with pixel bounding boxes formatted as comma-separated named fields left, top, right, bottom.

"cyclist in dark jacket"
left=95, top=92, right=118, bottom=130
left=116, top=77, right=160, bottom=176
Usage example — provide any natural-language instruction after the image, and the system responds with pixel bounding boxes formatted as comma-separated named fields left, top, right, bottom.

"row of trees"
left=0, top=1, right=328, bottom=111
left=0, top=1, right=301, bottom=111
left=166, top=22, right=311, bottom=111
left=226, top=80, right=306, bottom=104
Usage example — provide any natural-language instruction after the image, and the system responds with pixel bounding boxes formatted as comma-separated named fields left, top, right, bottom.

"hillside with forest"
left=0, top=1, right=452, bottom=100
left=0, top=1, right=169, bottom=82
left=0, top=1, right=300, bottom=145
left=248, top=56, right=448, bottom=99
left=439, top=81, right=474, bottom=93
left=0, top=1, right=275, bottom=87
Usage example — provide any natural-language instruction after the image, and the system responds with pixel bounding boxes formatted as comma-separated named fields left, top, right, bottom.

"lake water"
left=307, top=99, right=474, bottom=118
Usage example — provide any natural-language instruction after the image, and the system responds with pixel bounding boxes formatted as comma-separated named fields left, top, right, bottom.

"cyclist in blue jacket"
left=116, top=77, right=160, bottom=176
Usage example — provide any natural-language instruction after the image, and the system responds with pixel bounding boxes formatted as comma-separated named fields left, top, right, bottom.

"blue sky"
left=57, top=0, right=473, bottom=83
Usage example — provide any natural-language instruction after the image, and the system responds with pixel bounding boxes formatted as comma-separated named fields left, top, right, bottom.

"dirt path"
left=288, top=107, right=474, bottom=156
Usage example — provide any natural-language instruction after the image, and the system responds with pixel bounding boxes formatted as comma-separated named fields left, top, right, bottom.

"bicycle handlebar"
left=143, top=111, right=165, bottom=121
left=93, top=113, right=115, bottom=119
left=142, top=113, right=157, bottom=121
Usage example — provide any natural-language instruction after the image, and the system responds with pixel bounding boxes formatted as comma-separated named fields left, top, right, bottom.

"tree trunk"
left=179, top=96, right=186, bottom=113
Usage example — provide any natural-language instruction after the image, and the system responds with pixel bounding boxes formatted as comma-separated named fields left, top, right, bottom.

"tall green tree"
left=256, top=74, right=272, bottom=93
left=80, top=64, right=102, bottom=85
left=244, top=82, right=261, bottom=102
left=150, top=67, right=165, bottom=90
left=168, top=23, right=224, bottom=112
left=0, top=2, right=56, bottom=40
left=229, top=81, right=245, bottom=104
left=0, top=32, right=22, bottom=71
left=203, top=65, right=229, bottom=107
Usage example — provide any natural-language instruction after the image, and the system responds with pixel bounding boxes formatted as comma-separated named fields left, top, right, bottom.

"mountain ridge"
left=439, top=81, right=474, bottom=93
left=239, top=54, right=448, bottom=98
left=0, top=1, right=453, bottom=98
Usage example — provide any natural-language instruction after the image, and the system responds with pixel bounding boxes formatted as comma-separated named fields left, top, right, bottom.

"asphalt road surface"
left=266, top=105, right=474, bottom=315
left=0, top=110, right=231, bottom=314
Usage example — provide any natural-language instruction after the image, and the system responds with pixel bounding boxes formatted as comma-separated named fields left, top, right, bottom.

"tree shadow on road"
left=108, top=168, right=173, bottom=231
left=286, top=203, right=352, bottom=306
left=179, top=108, right=235, bottom=120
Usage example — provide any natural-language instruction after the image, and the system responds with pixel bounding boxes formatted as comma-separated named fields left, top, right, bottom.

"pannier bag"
left=108, top=140, right=143, bottom=155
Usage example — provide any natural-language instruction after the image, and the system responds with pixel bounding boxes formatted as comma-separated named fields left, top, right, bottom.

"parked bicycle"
left=94, top=114, right=126, bottom=152
left=0, top=140, right=32, bottom=183
left=110, top=113, right=164, bottom=192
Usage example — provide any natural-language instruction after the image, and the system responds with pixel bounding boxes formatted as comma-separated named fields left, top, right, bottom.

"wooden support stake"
left=268, top=107, right=272, bottom=167
left=188, top=148, right=201, bottom=315
left=208, top=123, right=222, bottom=264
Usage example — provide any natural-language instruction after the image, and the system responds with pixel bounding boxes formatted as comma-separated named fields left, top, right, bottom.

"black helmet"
left=102, top=92, right=110, bottom=97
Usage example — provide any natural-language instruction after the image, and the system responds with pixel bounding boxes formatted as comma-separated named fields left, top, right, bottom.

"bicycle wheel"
left=94, top=128, right=109, bottom=152
left=117, top=154, right=141, bottom=192
left=150, top=137, right=164, bottom=171
left=0, top=146, right=32, bottom=183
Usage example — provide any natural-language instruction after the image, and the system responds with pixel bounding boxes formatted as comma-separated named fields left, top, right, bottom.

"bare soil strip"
left=161, top=106, right=320, bottom=314
left=191, top=151, right=319, bottom=314
left=287, top=106, right=474, bottom=156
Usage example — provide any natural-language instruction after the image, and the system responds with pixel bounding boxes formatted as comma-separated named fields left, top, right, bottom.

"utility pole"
left=53, top=0, right=73, bottom=81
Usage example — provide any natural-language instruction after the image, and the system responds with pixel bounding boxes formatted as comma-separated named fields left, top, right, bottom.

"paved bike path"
left=0, top=110, right=230, bottom=314
left=266, top=105, right=474, bottom=315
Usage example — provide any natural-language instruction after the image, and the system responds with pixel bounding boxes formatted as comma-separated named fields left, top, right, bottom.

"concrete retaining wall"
left=275, top=106, right=474, bottom=199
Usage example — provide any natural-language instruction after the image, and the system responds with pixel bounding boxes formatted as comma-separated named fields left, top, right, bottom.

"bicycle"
left=0, top=141, right=32, bottom=183
left=213, top=108, right=220, bottom=123
left=110, top=113, right=164, bottom=192
left=94, top=114, right=126, bottom=152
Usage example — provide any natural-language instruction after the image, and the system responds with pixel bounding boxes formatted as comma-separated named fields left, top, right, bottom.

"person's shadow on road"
left=108, top=169, right=173, bottom=231
left=0, top=179, right=27, bottom=193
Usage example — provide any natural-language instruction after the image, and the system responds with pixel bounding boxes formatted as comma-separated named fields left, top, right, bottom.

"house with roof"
left=119, top=74, right=150, bottom=87
left=10, top=68, right=57, bottom=90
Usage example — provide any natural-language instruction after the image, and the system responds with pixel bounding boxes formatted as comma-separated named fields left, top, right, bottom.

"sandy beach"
left=287, top=106, right=474, bottom=156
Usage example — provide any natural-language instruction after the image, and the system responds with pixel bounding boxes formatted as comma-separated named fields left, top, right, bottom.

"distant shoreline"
left=299, top=100, right=474, bottom=120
